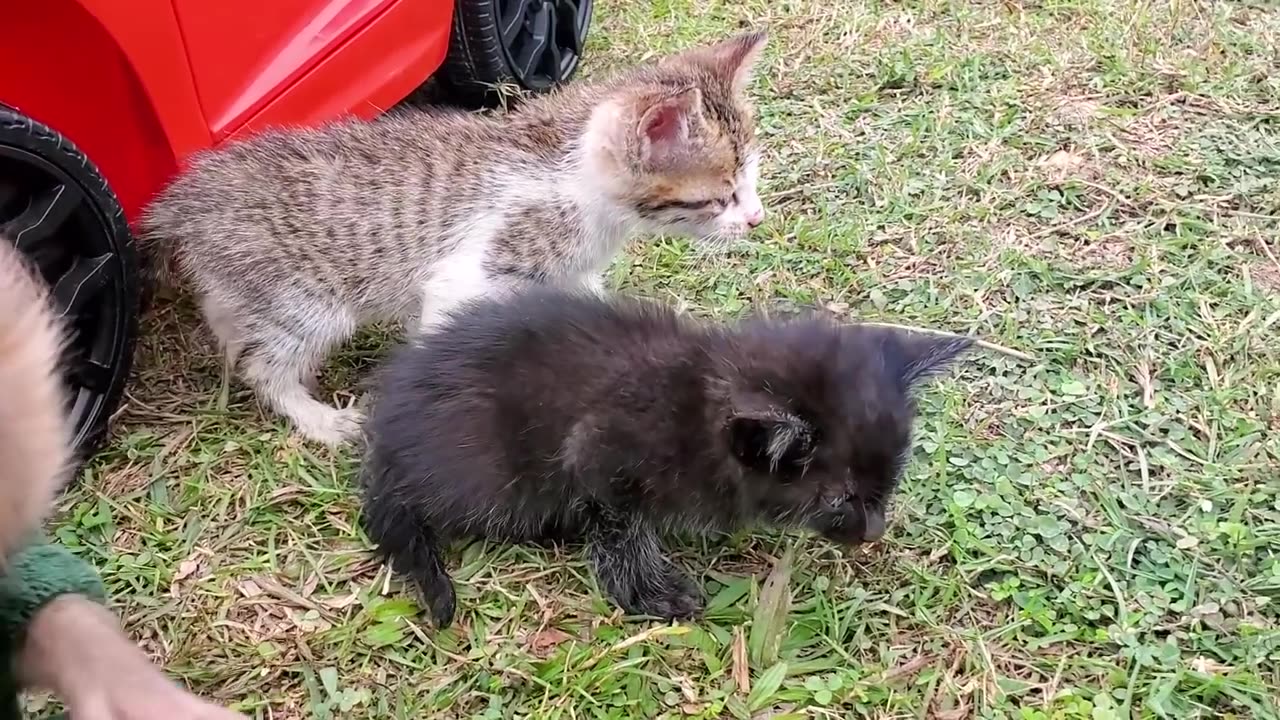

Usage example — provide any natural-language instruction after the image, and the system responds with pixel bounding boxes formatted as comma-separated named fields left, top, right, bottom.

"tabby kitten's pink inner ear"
left=705, top=30, right=769, bottom=93
left=637, top=87, right=703, bottom=168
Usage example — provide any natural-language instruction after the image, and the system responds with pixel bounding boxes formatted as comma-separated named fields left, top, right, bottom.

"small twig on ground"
left=763, top=180, right=843, bottom=202
left=858, top=321, right=1036, bottom=362
left=880, top=654, right=934, bottom=682
left=1074, top=179, right=1139, bottom=209
left=1226, top=209, right=1280, bottom=222
left=253, top=577, right=335, bottom=619
left=1255, top=237, right=1280, bottom=274
left=1029, top=202, right=1110, bottom=240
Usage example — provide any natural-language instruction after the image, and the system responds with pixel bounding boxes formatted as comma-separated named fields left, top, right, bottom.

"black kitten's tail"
left=360, top=467, right=456, bottom=628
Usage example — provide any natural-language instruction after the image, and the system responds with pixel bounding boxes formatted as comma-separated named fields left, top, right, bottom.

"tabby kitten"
left=361, top=288, right=973, bottom=626
left=139, top=32, right=769, bottom=445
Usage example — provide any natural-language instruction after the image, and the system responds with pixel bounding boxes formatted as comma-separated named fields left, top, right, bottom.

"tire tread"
left=0, top=107, right=140, bottom=461
left=439, top=0, right=513, bottom=104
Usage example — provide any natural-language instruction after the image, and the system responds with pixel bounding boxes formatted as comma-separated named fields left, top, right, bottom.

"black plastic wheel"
left=439, top=0, right=592, bottom=106
left=0, top=107, right=140, bottom=464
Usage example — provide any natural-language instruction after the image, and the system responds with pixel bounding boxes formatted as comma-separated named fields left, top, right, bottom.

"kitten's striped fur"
left=140, top=32, right=769, bottom=445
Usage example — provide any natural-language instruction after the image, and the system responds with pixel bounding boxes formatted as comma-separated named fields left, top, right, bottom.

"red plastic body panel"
left=231, top=0, right=453, bottom=139
left=0, top=0, right=453, bottom=222
left=173, top=0, right=405, bottom=138
left=0, top=0, right=206, bottom=222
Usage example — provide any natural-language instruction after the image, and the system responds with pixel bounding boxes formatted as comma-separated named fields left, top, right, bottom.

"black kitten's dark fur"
left=360, top=288, right=971, bottom=627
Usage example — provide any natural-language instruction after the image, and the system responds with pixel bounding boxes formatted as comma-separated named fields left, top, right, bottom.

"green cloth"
left=0, top=539, right=106, bottom=720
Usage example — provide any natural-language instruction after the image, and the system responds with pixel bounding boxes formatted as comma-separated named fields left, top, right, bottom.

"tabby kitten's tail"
left=132, top=201, right=181, bottom=291
left=0, top=237, right=72, bottom=559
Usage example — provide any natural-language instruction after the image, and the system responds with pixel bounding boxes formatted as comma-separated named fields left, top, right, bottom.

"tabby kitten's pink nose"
left=746, top=207, right=765, bottom=228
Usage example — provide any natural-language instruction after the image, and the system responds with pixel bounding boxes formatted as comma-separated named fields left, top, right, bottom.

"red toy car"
left=0, top=0, right=592, bottom=456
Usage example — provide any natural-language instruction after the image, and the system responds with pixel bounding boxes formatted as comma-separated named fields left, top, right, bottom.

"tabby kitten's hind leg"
left=230, top=317, right=364, bottom=446
left=201, top=296, right=242, bottom=412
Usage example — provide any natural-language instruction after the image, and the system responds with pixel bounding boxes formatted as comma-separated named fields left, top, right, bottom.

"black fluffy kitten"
left=361, top=288, right=971, bottom=627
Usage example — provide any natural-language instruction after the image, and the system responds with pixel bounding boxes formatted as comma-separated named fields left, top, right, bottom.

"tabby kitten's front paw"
left=616, top=568, right=705, bottom=620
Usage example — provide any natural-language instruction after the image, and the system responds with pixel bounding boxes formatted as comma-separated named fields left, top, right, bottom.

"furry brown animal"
left=360, top=288, right=973, bottom=627
left=139, top=32, right=770, bottom=446
left=0, top=237, right=70, bottom=558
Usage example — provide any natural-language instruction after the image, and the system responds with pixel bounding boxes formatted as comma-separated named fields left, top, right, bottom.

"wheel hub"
left=0, top=145, right=130, bottom=452
left=494, top=0, right=592, bottom=91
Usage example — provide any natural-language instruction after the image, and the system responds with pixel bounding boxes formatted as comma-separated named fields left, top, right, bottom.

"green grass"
left=43, top=0, right=1280, bottom=717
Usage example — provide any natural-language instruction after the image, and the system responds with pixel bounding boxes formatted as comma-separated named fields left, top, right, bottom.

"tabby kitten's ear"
left=893, top=333, right=974, bottom=389
left=636, top=87, right=704, bottom=169
left=728, top=410, right=815, bottom=476
left=673, top=31, right=768, bottom=93
left=714, top=31, right=768, bottom=92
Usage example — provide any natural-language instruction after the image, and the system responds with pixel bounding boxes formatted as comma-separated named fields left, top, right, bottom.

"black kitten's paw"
left=412, top=574, right=456, bottom=628
left=618, top=569, right=705, bottom=620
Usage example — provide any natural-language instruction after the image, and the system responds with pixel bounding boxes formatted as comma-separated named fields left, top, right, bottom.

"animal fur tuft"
left=0, top=237, right=72, bottom=559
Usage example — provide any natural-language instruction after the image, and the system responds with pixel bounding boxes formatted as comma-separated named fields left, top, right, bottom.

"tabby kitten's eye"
left=673, top=199, right=727, bottom=212
left=674, top=199, right=712, bottom=210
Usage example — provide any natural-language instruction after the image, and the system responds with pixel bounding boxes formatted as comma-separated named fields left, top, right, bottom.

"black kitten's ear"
left=729, top=412, right=815, bottom=474
left=896, top=333, right=974, bottom=388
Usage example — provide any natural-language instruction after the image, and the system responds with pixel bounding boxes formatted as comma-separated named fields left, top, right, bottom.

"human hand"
left=65, top=680, right=247, bottom=720
left=20, top=595, right=247, bottom=720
